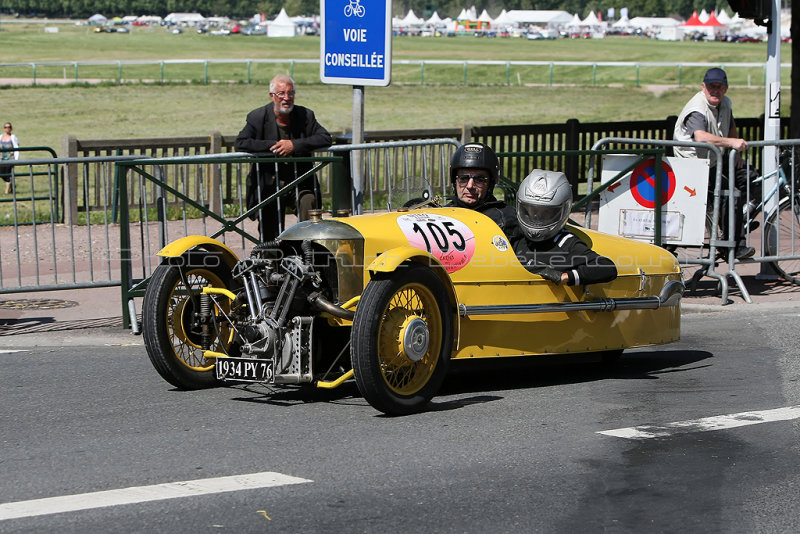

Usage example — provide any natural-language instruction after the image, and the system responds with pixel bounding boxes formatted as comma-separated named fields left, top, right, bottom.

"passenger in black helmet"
left=446, top=142, right=521, bottom=244
left=514, top=169, right=617, bottom=286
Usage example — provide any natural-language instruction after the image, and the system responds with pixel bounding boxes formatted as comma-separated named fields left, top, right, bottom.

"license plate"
left=215, top=357, right=273, bottom=383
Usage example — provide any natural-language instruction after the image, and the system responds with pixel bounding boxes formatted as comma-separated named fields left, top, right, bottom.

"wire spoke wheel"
left=376, top=285, right=442, bottom=394
left=166, top=270, right=233, bottom=370
left=765, top=196, right=800, bottom=284
left=352, top=263, right=453, bottom=415
left=143, top=254, right=235, bottom=389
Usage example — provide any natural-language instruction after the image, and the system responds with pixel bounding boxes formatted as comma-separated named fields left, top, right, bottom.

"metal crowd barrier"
left=0, top=152, right=149, bottom=295
left=732, top=139, right=800, bottom=300
left=584, top=137, right=800, bottom=304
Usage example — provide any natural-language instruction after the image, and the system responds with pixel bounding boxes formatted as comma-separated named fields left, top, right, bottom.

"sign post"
left=321, top=0, right=392, bottom=214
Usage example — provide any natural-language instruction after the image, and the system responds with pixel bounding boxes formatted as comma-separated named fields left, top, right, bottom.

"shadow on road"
left=439, top=349, right=714, bottom=396
left=218, top=349, right=713, bottom=413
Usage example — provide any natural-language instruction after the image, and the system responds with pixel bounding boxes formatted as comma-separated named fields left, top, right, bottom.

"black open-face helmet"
left=449, top=142, right=500, bottom=191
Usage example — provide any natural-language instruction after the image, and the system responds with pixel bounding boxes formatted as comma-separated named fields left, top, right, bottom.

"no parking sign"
left=629, top=159, right=676, bottom=208
left=598, top=155, right=709, bottom=246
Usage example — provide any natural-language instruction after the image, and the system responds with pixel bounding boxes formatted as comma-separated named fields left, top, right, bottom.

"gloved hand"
left=531, top=266, right=563, bottom=284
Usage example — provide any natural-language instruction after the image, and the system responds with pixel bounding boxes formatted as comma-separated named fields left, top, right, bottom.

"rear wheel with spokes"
left=764, top=195, right=800, bottom=284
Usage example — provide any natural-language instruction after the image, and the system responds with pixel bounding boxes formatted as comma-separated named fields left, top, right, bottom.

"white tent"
left=477, top=9, right=493, bottom=22
left=716, top=10, right=732, bottom=24
left=566, top=13, right=582, bottom=27
left=456, top=9, right=469, bottom=20
left=164, top=13, right=206, bottom=25
left=267, top=8, right=298, bottom=37
left=628, top=17, right=680, bottom=29
left=493, top=9, right=516, bottom=27
left=581, top=11, right=600, bottom=26
left=612, top=15, right=631, bottom=28
left=426, top=11, right=444, bottom=24
left=136, top=15, right=163, bottom=25
left=505, top=10, right=572, bottom=27
left=88, top=13, right=107, bottom=24
left=400, top=9, right=424, bottom=25
left=699, top=9, right=710, bottom=23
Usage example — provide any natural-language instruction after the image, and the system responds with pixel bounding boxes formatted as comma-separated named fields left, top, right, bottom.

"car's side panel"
left=452, top=273, right=681, bottom=359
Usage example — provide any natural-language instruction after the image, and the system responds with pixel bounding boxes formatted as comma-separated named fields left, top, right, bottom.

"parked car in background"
left=241, top=24, right=266, bottom=35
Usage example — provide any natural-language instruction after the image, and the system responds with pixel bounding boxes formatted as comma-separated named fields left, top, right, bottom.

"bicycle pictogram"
left=344, top=0, right=365, bottom=17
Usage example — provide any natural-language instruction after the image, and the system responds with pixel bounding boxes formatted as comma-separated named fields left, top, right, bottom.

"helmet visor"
left=517, top=202, right=568, bottom=230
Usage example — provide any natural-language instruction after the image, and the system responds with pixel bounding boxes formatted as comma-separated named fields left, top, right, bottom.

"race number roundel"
left=397, top=213, right=476, bottom=272
left=629, top=158, right=676, bottom=208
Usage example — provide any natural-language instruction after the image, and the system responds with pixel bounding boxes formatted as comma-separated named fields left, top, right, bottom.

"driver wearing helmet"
left=446, top=142, right=520, bottom=243
left=514, top=169, right=617, bottom=286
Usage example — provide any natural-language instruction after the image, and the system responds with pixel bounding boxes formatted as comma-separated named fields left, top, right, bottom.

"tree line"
left=0, top=0, right=732, bottom=20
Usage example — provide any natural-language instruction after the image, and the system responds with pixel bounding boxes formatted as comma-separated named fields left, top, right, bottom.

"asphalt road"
left=1, top=303, right=799, bottom=533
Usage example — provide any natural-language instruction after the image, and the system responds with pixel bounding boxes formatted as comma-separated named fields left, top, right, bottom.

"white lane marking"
left=0, top=471, right=312, bottom=521
left=598, top=405, right=800, bottom=440
left=0, top=350, right=28, bottom=354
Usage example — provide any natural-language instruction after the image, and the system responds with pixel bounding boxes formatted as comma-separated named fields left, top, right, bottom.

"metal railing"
left=584, top=137, right=800, bottom=304
left=0, top=59, right=789, bottom=87
left=5, top=136, right=800, bottom=325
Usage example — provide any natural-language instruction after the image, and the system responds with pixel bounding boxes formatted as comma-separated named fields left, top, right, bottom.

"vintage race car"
left=142, top=203, right=683, bottom=415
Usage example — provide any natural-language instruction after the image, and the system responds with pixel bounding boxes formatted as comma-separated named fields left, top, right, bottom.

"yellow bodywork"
left=156, top=235, right=240, bottom=269
left=155, top=206, right=681, bottom=361
left=333, top=207, right=681, bottom=359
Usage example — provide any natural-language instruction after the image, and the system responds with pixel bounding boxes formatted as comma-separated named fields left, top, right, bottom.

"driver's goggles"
left=455, top=174, right=489, bottom=186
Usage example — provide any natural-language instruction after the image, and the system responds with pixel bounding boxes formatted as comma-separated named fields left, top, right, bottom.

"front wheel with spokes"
left=351, top=263, right=453, bottom=415
left=142, top=254, right=236, bottom=389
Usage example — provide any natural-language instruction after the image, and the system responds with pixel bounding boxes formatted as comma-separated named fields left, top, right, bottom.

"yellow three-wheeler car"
left=142, top=205, right=683, bottom=415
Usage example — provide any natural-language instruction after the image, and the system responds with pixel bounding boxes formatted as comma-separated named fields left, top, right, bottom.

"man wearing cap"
left=673, top=67, right=756, bottom=260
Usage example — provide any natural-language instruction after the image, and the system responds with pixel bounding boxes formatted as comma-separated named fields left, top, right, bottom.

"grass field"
left=0, top=21, right=791, bottom=153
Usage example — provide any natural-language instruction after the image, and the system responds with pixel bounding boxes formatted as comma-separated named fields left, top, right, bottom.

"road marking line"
left=598, top=405, right=800, bottom=440
left=0, top=471, right=312, bottom=521
left=0, top=350, right=27, bottom=354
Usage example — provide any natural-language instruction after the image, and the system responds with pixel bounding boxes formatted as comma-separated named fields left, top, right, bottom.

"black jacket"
left=234, top=104, right=332, bottom=213
left=513, top=228, right=617, bottom=286
left=447, top=194, right=521, bottom=245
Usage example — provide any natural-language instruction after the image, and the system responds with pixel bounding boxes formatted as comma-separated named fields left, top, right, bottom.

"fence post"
left=118, top=164, right=132, bottom=329
left=208, top=130, right=222, bottom=214
left=61, top=134, right=79, bottom=226
left=565, top=118, right=580, bottom=196
left=665, top=115, right=678, bottom=156
left=330, top=153, right=352, bottom=214
left=460, top=123, right=472, bottom=145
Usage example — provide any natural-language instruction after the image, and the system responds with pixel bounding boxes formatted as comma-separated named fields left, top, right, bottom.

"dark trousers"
left=253, top=177, right=321, bottom=242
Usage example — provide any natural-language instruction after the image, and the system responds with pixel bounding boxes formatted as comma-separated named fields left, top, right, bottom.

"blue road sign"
left=320, top=0, right=392, bottom=86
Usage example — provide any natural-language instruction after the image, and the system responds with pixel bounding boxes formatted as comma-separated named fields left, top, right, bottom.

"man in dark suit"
left=235, top=74, right=332, bottom=241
